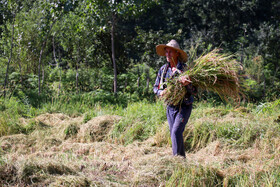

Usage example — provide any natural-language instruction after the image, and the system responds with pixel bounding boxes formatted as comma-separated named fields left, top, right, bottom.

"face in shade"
left=165, top=47, right=179, bottom=67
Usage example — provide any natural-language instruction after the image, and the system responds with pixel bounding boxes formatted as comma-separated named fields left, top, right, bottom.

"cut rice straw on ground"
left=162, top=49, right=243, bottom=106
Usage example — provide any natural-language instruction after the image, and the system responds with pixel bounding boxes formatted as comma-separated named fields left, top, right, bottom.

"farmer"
left=153, top=39, right=196, bottom=157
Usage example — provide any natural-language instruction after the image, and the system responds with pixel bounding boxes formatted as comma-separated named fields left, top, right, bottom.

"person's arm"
left=153, top=68, right=163, bottom=97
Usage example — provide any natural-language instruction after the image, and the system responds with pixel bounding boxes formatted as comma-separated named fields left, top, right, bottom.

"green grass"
left=166, top=164, right=224, bottom=187
left=225, top=167, right=280, bottom=187
left=109, top=100, right=166, bottom=144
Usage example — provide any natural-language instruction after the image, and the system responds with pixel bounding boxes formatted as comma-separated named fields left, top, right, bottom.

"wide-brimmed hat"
left=156, top=39, right=188, bottom=62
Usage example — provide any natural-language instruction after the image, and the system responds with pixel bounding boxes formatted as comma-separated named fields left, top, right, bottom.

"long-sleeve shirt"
left=153, top=61, right=196, bottom=106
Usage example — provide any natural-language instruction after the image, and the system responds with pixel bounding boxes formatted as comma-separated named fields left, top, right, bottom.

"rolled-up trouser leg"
left=167, top=105, right=192, bottom=157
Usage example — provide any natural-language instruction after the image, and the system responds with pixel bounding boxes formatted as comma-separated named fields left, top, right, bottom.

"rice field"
left=0, top=98, right=280, bottom=186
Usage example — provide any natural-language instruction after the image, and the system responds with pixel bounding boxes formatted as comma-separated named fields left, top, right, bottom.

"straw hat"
left=156, top=39, right=188, bottom=62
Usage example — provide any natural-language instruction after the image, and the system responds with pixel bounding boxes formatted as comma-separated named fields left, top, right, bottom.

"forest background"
left=1, top=0, right=279, bottom=104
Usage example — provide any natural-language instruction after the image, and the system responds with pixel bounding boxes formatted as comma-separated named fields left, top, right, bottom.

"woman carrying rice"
left=153, top=40, right=197, bottom=157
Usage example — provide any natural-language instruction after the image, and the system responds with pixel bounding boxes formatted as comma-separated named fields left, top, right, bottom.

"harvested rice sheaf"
left=162, top=49, right=243, bottom=105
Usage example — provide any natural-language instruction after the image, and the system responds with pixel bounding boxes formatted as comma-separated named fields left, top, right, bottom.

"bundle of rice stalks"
left=162, top=49, right=243, bottom=106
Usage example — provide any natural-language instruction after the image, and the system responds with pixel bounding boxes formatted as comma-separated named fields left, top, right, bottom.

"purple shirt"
left=153, top=61, right=196, bottom=106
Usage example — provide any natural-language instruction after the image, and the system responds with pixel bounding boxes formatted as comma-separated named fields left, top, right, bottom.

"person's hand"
left=171, top=67, right=182, bottom=76
left=179, top=75, right=192, bottom=86
left=160, top=89, right=166, bottom=97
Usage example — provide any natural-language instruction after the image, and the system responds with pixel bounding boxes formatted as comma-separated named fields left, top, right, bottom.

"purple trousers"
left=166, top=104, right=192, bottom=157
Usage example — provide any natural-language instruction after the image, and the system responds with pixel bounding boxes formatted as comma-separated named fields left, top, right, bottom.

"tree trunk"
left=100, top=76, right=103, bottom=89
left=272, top=65, right=279, bottom=86
left=52, top=36, right=58, bottom=65
left=111, top=13, right=117, bottom=94
left=42, top=66, right=45, bottom=90
left=4, top=13, right=15, bottom=98
left=125, top=76, right=127, bottom=90
left=262, top=57, right=266, bottom=98
left=52, top=35, right=61, bottom=96
left=137, top=66, right=140, bottom=88
left=59, top=69, right=62, bottom=95
left=38, top=20, right=57, bottom=95
left=240, top=27, right=247, bottom=65
left=76, top=46, right=82, bottom=93
left=146, top=69, right=150, bottom=91
left=17, top=52, right=23, bottom=84
left=38, top=41, right=45, bottom=95
left=76, top=63, right=79, bottom=93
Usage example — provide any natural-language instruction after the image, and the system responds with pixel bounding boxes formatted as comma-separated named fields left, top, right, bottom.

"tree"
left=36, top=0, right=78, bottom=95
left=84, top=0, right=158, bottom=93
left=2, top=0, right=20, bottom=98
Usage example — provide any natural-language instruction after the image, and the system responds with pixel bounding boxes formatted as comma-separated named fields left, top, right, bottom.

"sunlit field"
left=1, top=97, right=280, bottom=186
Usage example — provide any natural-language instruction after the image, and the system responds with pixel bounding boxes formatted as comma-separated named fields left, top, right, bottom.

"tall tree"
left=3, top=0, right=20, bottom=98
left=85, top=0, right=158, bottom=93
left=3, top=11, right=15, bottom=98
left=37, top=0, right=77, bottom=95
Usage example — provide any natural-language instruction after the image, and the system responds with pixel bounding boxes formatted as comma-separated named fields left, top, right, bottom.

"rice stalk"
left=162, top=49, right=243, bottom=105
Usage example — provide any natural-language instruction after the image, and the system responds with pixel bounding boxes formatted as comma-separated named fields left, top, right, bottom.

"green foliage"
left=186, top=118, right=269, bottom=151
left=24, top=120, right=49, bottom=135
left=166, top=165, right=223, bottom=186
left=1, top=0, right=280, bottom=101
left=110, top=100, right=166, bottom=144
left=256, top=99, right=280, bottom=114
left=0, top=115, right=23, bottom=137
left=37, top=91, right=155, bottom=117
left=64, top=123, right=79, bottom=139
left=0, top=96, right=36, bottom=118
left=227, top=167, right=280, bottom=186
left=242, top=78, right=263, bottom=101
left=83, top=112, right=93, bottom=123
left=0, top=97, right=37, bottom=136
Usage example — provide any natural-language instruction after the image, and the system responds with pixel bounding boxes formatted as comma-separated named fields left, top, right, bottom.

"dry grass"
left=77, top=115, right=122, bottom=143
left=162, top=49, right=243, bottom=106
left=1, top=105, right=280, bottom=186
left=34, top=113, right=70, bottom=126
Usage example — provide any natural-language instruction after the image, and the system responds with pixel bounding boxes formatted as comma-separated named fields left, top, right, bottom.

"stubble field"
left=1, top=99, right=280, bottom=186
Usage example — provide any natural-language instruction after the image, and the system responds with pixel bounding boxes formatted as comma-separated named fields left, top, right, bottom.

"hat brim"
left=156, top=44, right=188, bottom=62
